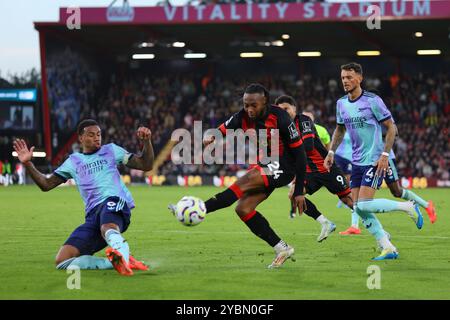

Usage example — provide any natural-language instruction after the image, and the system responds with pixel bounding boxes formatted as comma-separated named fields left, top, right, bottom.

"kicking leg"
left=388, top=181, right=436, bottom=224
left=358, top=185, right=423, bottom=230
left=204, top=168, right=266, bottom=214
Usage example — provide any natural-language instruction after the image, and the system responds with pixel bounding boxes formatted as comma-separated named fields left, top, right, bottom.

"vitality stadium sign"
left=60, top=0, right=450, bottom=25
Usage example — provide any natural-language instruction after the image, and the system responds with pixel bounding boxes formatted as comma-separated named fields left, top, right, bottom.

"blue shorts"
left=351, top=159, right=399, bottom=190
left=64, top=196, right=131, bottom=256
left=334, top=154, right=352, bottom=175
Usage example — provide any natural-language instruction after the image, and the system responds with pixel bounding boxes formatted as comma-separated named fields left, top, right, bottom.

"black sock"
left=243, top=211, right=281, bottom=247
left=205, top=187, right=241, bottom=214
left=290, top=201, right=296, bottom=214
left=303, top=198, right=322, bottom=220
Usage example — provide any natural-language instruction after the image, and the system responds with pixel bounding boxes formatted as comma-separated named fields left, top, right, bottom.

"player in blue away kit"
left=324, top=62, right=425, bottom=260
left=13, top=119, right=154, bottom=276
left=339, top=132, right=437, bottom=235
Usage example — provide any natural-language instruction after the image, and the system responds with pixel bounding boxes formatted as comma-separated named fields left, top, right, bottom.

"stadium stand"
left=45, top=54, right=448, bottom=180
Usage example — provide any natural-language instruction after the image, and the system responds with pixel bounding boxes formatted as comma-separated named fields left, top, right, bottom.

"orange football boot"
left=106, top=248, right=133, bottom=276
left=339, top=226, right=361, bottom=235
left=129, top=255, right=149, bottom=271
left=425, top=201, right=437, bottom=224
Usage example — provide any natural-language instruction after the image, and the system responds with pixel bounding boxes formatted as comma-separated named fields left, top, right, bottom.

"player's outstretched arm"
left=324, top=125, right=346, bottom=171
left=126, top=127, right=154, bottom=171
left=13, top=139, right=64, bottom=191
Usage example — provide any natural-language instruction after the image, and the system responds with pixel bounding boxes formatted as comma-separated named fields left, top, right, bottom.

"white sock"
left=316, top=215, right=328, bottom=225
left=273, top=240, right=288, bottom=253
left=378, top=235, right=396, bottom=251
left=397, top=200, right=414, bottom=212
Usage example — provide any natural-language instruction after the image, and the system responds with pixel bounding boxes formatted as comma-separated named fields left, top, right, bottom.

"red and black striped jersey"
left=294, top=114, right=329, bottom=174
left=218, top=105, right=304, bottom=164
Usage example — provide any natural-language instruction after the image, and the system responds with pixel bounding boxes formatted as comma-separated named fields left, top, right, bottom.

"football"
left=175, top=196, right=206, bottom=226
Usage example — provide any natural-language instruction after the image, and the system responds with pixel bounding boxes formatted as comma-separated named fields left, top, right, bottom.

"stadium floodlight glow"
left=417, top=49, right=441, bottom=55
left=12, top=151, right=46, bottom=158
left=173, top=42, right=186, bottom=48
left=132, top=54, right=155, bottom=60
left=415, top=32, right=423, bottom=38
left=271, top=40, right=284, bottom=47
left=139, top=42, right=154, bottom=48
left=282, top=34, right=290, bottom=40
left=297, top=51, right=322, bottom=57
left=240, top=52, right=264, bottom=58
left=356, top=50, right=381, bottom=56
left=184, top=53, right=207, bottom=59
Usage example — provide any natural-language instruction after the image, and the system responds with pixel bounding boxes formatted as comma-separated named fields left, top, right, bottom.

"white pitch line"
left=2, top=228, right=449, bottom=240
left=132, top=229, right=450, bottom=240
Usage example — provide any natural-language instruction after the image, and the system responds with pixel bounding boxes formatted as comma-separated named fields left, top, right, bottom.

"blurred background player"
left=171, top=84, right=308, bottom=269
left=13, top=119, right=153, bottom=276
left=1, top=159, right=13, bottom=186
left=325, top=62, right=424, bottom=260
left=276, top=95, right=354, bottom=242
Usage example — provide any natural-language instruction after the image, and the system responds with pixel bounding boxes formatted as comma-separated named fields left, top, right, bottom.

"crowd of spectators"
left=43, top=46, right=449, bottom=180
left=157, top=72, right=449, bottom=180
left=46, top=46, right=99, bottom=148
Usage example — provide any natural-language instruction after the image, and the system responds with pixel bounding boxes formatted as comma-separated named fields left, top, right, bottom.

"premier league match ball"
left=175, top=196, right=207, bottom=227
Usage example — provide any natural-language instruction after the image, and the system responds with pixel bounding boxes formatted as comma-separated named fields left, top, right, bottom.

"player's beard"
left=345, top=85, right=356, bottom=94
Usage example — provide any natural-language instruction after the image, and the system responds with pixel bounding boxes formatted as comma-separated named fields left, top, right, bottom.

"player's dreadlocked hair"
left=244, top=83, right=270, bottom=103
left=274, top=95, right=297, bottom=107
left=77, top=119, right=99, bottom=135
left=341, top=62, right=363, bottom=75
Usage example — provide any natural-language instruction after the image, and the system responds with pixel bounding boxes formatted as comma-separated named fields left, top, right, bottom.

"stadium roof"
left=34, top=2, right=450, bottom=60
left=35, top=19, right=450, bottom=60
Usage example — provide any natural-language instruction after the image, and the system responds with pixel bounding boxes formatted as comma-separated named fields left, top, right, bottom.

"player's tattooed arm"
left=382, top=118, right=396, bottom=154
left=374, top=118, right=396, bottom=177
left=126, top=127, right=154, bottom=171
left=25, top=163, right=64, bottom=192
left=324, top=125, right=346, bottom=171
left=329, top=124, right=346, bottom=153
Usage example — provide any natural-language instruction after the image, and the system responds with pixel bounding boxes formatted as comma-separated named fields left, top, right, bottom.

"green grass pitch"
left=0, top=185, right=449, bottom=299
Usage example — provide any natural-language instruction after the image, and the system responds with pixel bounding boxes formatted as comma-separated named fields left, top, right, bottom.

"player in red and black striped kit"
left=171, top=84, right=308, bottom=269
left=276, top=95, right=354, bottom=242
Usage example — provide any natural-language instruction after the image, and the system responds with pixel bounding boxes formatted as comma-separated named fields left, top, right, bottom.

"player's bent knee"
left=235, top=205, right=250, bottom=217
left=100, top=223, right=120, bottom=237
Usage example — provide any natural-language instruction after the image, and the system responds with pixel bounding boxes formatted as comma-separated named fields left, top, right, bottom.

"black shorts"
left=252, top=158, right=296, bottom=196
left=305, top=165, right=351, bottom=198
